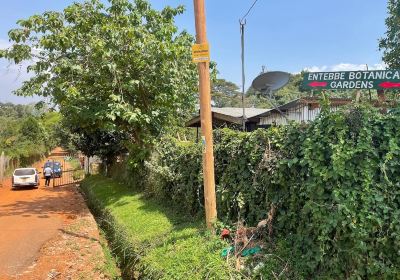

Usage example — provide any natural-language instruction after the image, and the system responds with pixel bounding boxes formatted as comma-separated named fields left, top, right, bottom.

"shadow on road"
left=11, top=186, right=39, bottom=191
left=0, top=185, right=86, bottom=218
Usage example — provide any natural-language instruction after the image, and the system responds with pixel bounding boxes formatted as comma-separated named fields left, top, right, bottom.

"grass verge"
left=80, top=175, right=237, bottom=280
left=98, top=229, right=122, bottom=279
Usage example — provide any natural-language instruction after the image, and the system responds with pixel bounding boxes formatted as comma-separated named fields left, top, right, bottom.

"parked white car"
left=12, top=168, right=40, bottom=189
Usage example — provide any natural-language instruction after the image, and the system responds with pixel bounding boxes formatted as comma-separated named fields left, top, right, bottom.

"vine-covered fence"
left=111, top=104, right=400, bottom=279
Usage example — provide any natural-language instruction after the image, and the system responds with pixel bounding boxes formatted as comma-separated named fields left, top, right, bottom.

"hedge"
left=114, top=104, right=400, bottom=279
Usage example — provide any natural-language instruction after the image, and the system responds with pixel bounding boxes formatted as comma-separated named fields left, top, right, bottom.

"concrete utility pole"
left=193, top=0, right=217, bottom=229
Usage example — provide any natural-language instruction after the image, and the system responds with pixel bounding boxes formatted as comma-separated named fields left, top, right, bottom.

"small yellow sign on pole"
left=192, top=43, right=210, bottom=63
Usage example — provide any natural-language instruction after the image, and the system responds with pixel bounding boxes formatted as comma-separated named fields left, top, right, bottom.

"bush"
left=113, top=104, right=400, bottom=279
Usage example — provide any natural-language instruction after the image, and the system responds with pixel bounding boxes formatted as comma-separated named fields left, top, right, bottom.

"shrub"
left=112, top=104, right=400, bottom=279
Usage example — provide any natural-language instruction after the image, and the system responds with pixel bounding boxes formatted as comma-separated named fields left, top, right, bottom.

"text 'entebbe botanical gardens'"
left=302, top=70, right=400, bottom=90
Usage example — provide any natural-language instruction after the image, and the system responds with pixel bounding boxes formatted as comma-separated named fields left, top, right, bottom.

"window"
left=14, top=169, right=35, bottom=176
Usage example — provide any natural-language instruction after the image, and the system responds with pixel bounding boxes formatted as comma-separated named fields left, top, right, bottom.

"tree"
left=71, top=128, right=128, bottom=168
left=211, top=79, right=241, bottom=107
left=380, top=0, right=400, bottom=68
left=0, top=0, right=198, bottom=160
left=20, top=116, right=47, bottom=143
left=211, top=78, right=273, bottom=108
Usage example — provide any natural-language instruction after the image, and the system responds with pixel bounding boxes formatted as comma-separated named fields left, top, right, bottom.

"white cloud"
left=303, top=65, right=328, bottom=72
left=303, top=62, right=387, bottom=73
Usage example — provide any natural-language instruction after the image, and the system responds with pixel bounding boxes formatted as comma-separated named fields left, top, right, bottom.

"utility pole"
left=193, top=0, right=217, bottom=229
left=240, top=20, right=247, bottom=131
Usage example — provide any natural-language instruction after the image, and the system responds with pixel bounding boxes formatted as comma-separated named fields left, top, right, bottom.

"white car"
left=12, top=168, right=40, bottom=189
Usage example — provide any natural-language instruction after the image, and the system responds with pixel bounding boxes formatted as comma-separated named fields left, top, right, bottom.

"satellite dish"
left=252, top=71, right=290, bottom=92
left=251, top=71, right=291, bottom=121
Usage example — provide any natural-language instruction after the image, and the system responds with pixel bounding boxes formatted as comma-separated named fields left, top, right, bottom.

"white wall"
left=259, top=104, right=341, bottom=125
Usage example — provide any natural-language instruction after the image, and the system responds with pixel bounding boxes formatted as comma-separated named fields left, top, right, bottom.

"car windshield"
left=14, top=169, right=35, bottom=176
left=44, top=162, right=61, bottom=168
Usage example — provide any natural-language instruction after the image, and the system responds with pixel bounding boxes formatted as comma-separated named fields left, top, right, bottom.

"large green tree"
left=211, top=79, right=241, bottom=107
left=0, top=0, right=198, bottom=157
left=380, top=0, right=400, bottom=68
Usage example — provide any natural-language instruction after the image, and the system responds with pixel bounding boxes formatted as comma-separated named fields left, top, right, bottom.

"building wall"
left=259, top=104, right=341, bottom=126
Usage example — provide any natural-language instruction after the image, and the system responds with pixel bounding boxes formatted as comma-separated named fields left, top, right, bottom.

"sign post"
left=193, top=0, right=217, bottom=230
left=303, top=70, right=400, bottom=91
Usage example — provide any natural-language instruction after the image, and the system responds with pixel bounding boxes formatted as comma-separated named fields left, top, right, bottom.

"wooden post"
left=193, top=0, right=217, bottom=229
left=0, top=152, right=4, bottom=185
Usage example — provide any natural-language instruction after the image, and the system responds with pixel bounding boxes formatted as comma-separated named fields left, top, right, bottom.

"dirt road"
left=0, top=149, right=113, bottom=279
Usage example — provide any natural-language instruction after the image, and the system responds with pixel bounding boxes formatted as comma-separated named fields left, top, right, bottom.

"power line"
left=239, top=0, right=261, bottom=131
left=240, top=0, right=260, bottom=23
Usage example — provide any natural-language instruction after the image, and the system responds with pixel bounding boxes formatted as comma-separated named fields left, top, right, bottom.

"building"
left=185, top=97, right=353, bottom=131
left=248, top=97, right=352, bottom=127
left=185, top=107, right=271, bottom=131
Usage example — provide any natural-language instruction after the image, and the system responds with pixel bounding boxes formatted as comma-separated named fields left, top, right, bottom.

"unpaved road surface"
left=0, top=149, right=114, bottom=279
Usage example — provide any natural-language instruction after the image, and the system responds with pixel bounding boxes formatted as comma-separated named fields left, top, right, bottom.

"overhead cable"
left=240, top=0, right=260, bottom=23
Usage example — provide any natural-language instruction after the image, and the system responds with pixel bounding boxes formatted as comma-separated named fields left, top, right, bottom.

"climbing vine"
left=113, top=103, right=400, bottom=279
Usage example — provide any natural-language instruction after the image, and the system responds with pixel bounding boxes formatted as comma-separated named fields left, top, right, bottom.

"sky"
left=0, top=0, right=388, bottom=104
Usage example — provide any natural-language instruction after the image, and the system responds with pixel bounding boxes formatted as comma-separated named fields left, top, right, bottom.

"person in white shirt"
left=44, top=165, right=53, bottom=187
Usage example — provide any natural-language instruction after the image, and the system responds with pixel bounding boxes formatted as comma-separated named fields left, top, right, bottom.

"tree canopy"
left=0, top=0, right=198, bottom=157
left=380, top=0, right=400, bottom=68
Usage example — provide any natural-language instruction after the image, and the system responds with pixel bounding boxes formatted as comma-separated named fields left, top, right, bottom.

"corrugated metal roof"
left=185, top=107, right=271, bottom=127
left=211, top=107, right=271, bottom=118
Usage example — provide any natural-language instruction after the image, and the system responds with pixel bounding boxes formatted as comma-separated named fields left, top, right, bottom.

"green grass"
left=67, top=158, right=81, bottom=169
left=98, top=229, right=122, bottom=279
left=81, top=175, right=236, bottom=280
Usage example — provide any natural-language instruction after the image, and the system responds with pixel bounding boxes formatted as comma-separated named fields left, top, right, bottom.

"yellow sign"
left=192, top=43, right=210, bottom=63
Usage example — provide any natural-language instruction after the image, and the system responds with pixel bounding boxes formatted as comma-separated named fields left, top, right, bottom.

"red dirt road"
left=0, top=149, right=112, bottom=279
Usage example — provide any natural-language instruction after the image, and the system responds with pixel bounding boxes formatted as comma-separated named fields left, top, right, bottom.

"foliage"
left=71, top=128, right=128, bottom=167
left=119, top=103, right=400, bottom=279
left=80, top=175, right=238, bottom=279
left=0, top=0, right=198, bottom=160
left=98, top=229, right=122, bottom=279
left=0, top=102, right=35, bottom=118
left=0, top=105, right=62, bottom=166
left=211, top=78, right=272, bottom=109
left=380, top=0, right=400, bottom=68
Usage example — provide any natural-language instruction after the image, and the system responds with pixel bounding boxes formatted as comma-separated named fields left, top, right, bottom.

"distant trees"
left=0, top=103, right=35, bottom=118
left=380, top=0, right=400, bottom=68
left=211, top=79, right=242, bottom=107
left=0, top=103, right=61, bottom=166
left=212, top=73, right=310, bottom=110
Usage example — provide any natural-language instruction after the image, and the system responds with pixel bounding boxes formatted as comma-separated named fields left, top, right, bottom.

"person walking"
left=44, top=164, right=53, bottom=187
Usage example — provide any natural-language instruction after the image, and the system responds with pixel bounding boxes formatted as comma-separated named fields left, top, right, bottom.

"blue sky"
left=0, top=0, right=388, bottom=103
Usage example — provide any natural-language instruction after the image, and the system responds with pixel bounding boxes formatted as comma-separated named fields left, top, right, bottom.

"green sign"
left=302, top=70, right=400, bottom=90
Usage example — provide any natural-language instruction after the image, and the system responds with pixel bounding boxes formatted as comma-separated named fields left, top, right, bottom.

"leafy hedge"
left=114, top=104, right=400, bottom=279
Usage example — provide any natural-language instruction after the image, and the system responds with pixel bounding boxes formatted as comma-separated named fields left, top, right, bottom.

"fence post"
left=0, top=151, right=4, bottom=185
